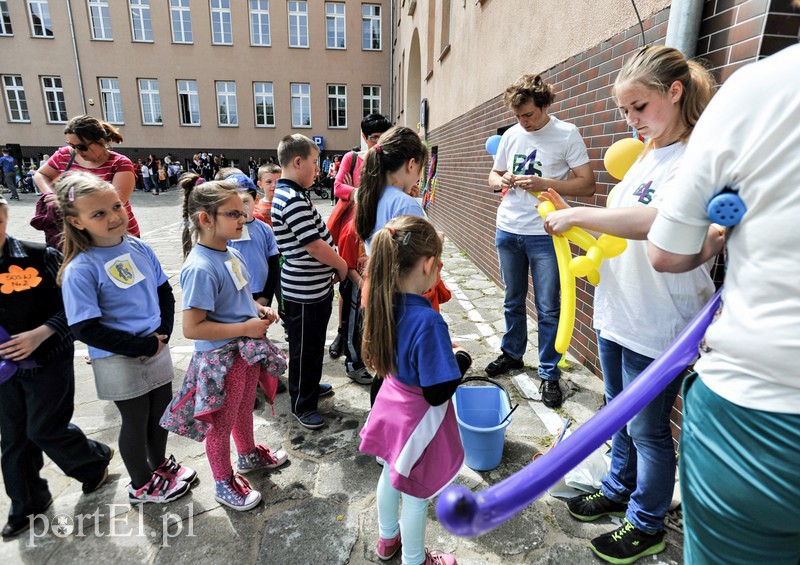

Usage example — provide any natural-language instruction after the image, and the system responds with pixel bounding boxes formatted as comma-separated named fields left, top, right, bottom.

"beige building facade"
left=0, top=0, right=390, bottom=165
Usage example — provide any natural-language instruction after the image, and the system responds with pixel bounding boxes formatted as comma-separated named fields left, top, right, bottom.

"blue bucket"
left=453, top=378, right=515, bottom=471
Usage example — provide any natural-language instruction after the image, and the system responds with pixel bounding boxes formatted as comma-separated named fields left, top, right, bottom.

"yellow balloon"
left=604, top=138, right=645, bottom=181
left=597, top=234, right=627, bottom=258
left=538, top=202, right=575, bottom=354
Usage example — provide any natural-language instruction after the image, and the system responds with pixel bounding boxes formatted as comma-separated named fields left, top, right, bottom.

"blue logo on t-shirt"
left=512, top=149, right=542, bottom=176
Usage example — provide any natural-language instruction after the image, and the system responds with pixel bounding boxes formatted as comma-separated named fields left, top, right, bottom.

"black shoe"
left=454, top=348, right=473, bottom=376
left=2, top=519, right=29, bottom=538
left=484, top=352, right=524, bottom=377
left=540, top=379, right=563, bottom=408
left=567, top=491, right=628, bottom=522
left=329, top=331, right=344, bottom=359
left=590, top=519, right=666, bottom=564
left=82, top=446, right=115, bottom=493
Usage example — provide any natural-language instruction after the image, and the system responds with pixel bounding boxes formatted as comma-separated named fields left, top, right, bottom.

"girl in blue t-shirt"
left=358, top=215, right=465, bottom=565
left=167, top=178, right=288, bottom=512
left=56, top=172, right=195, bottom=504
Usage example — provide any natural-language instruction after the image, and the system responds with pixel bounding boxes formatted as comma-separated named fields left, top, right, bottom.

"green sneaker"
left=590, top=519, right=666, bottom=564
left=566, top=491, right=628, bottom=522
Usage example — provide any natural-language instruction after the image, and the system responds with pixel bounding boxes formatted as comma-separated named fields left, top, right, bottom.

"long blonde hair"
left=54, top=172, right=122, bottom=284
left=613, top=45, right=716, bottom=145
left=361, top=215, right=442, bottom=377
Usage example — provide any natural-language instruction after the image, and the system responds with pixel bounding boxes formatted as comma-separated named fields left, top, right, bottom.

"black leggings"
left=114, top=383, right=172, bottom=488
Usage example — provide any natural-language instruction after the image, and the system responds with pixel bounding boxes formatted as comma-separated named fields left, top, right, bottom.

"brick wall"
left=426, top=0, right=784, bottom=380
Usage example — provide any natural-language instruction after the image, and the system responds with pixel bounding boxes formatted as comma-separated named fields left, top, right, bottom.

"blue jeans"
left=495, top=228, right=560, bottom=380
left=597, top=334, right=682, bottom=534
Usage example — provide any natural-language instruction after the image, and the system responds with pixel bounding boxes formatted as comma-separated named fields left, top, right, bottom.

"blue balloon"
left=436, top=288, right=723, bottom=537
left=485, top=135, right=501, bottom=156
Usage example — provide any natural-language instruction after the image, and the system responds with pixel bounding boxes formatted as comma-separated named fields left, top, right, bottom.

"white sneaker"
left=346, top=366, right=374, bottom=385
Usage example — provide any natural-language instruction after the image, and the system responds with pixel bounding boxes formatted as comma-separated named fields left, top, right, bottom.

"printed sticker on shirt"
left=225, top=257, right=248, bottom=291
left=0, top=265, right=42, bottom=294
left=104, top=253, right=145, bottom=289
left=233, top=223, right=251, bottom=242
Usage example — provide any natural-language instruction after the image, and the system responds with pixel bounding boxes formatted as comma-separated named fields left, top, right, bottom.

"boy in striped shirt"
left=271, top=135, right=348, bottom=430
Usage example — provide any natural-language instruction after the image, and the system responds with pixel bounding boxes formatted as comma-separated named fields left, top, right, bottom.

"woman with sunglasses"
left=34, top=115, right=140, bottom=237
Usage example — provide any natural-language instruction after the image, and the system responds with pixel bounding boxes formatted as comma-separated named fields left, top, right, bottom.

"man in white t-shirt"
left=486, top=74, right=595, bottom=408
left=648, top=42, right=800, bottom=563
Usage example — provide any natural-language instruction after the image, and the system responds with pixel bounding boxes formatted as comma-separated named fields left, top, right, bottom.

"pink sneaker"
left=155, top=454, right=198, bottom=484
left=236, top=444, right=289, bottom=474
left=423, top=549, right=457, bottom=565
left=376, top=532, right=401, bottom=560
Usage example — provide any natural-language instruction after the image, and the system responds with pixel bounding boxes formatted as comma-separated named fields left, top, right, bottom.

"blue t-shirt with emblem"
left=62, top=236, right=168, bottom=359
left=180, top=244, right=258, bottom=352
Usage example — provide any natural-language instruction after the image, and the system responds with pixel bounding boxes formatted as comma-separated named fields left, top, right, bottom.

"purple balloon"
left=0, top=324, right=36, bottom=384
left=437, top=288, right=722, bottom=537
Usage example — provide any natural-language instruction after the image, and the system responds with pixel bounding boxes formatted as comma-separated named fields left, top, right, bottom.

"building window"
left=0, top=1, right=12, bottom=36
left=28, top=0, right=53, bottom=38
left=253, top=82, right=275, bottom=127
left=362, top=85, right=380, bottom=117
left=210, top=0, right=232, bottom=45
left=325, top=3, right=345, bottom=49
left=170, top=0, right=192, bottom=43
left=99, top=78, right=124, bottom=124
left=138, top=79, right=162, bottom=125
left=362, top=4, right=381, bottom=50
left=177, top=79, right=200, bottom=125
left=41, top=76, right=67, bottom=123
left=129, top=0, right=153, bottom=42
left=290, top=83, right=310, bottom=127
left=287, top=1, right=308, bottom=48
left=2, top=76, right=29, bottom=122
left=327, top=84, right=347, bottom=128
left=88, top=0, right=112, bottom=40
left=249, top=0, right=270, bottom=46
left=216, top=81, right=238, bottom=126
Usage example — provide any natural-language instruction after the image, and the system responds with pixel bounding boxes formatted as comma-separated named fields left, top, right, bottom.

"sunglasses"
left=66, top=141, right=92, bottom=152
left=216, top=210, right=247, bottom=220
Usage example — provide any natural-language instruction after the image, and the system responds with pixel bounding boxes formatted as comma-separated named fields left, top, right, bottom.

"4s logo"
left=633, top=180, right=654, bottom=205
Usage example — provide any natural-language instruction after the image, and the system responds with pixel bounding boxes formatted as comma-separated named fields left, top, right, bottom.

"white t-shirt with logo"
left=594, top=142, right=714, bottom=359
left=493, top=119, right=590, bottom=235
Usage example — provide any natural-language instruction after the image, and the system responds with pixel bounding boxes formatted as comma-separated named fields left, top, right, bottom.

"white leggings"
left=376, top=463, right=429, bottom=565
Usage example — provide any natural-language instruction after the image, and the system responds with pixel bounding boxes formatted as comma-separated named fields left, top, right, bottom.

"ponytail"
left=355, top=126, right=427, bottom=241
left=361, top=215, right=442, bottom=376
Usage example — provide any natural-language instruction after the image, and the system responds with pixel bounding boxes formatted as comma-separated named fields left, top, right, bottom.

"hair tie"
left=374, top=143, right=382, bottom=154
left=387, top=226, right=396, bottom=236
left=195, top=177, right=205, bottom=186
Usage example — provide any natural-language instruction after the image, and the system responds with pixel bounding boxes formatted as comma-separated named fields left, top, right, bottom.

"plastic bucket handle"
left=458, top=377, right=519, bottom=425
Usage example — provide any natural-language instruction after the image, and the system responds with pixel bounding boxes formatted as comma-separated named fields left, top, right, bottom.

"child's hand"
left=538, top=188, right=569, bottom=210
left=258, top=306, right=279, bottom=325
left=242, top=317, right=270, bottom=338
left=341, top=172, right=353, bottom=186
left=154, top=334, right=168, bottom=356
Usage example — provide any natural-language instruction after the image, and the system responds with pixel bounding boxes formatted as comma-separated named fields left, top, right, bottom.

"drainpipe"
left=664, top=0, right=705, bottom=59
left=389, top=0, right=395, bottom=121
left=64, top=0, right=87, bottom=114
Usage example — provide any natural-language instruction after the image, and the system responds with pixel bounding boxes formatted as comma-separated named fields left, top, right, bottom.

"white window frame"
left=210, top=0, right=232, bottom=45
left=27, top=0, right=53, bottom=38
left=129, top=0, right=153, bottom=42
left=253, top=82, right=275, bottom=127
left=41, top=76, right=67, bottom=123
left=177, top=79, right=200, bottom=126
left=249, top=0, right=270, bottom=47
left=361, top=4, right=381, bottom=51
left=2, top=75, right=30, bottom=122
left=0, top=1, right=13, bottom=36
left=325, top=2, right=345, bottom=49
left=88, top=0, right=112, bottom=40
left=216, top=81, right=238, bottom=127
left=138, top=78, right=162, bottom=125
left=287, top=1, right=308, bottom=48
left=290, top=82, right=311, bottom=128
left=362, top=85, right=380, bottom=117
left=327, top=84, right=347, bottom=128
left=99, top=77, right=124, bottom=124
left=170, top=0, right=193, bottom=44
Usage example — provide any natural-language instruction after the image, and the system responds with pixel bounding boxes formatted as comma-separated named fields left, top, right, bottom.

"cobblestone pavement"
left=0, top=188, right=682, bottom=564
